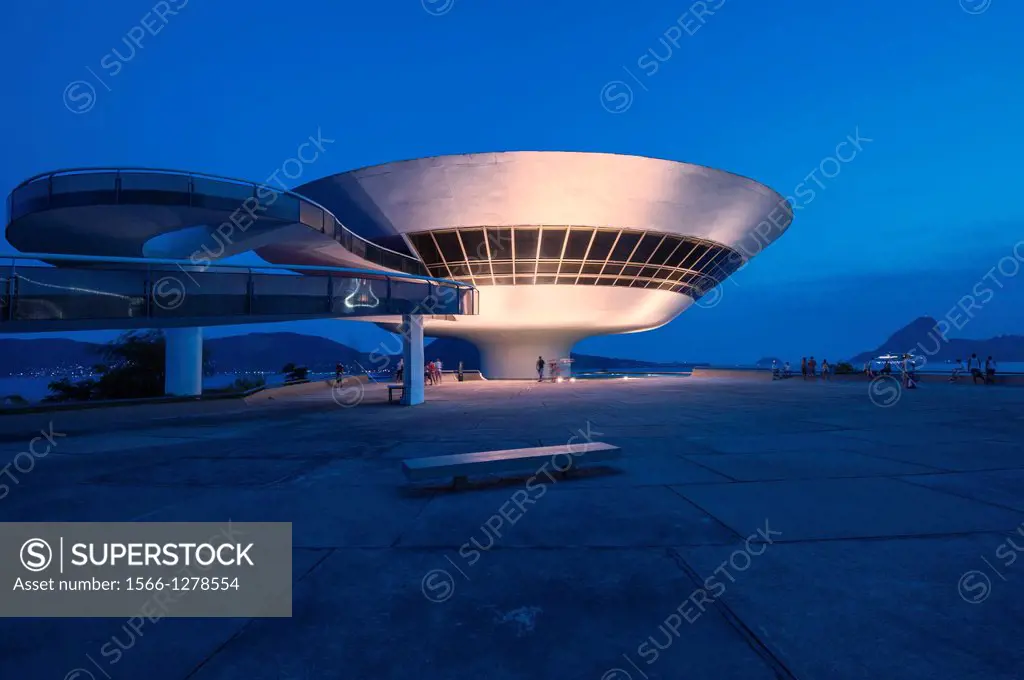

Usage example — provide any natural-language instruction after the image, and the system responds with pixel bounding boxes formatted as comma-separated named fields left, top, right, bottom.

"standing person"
left=335, top=362, right=343, bottom=383
left=968, top=353, right=982, bottom=384
left=800, top=357, right=808, bottom=380
left=986, top=356, right=997, bottom=384
left=457, top=360, right=464, bottom=382
left=783, top=361, right=791, bottom=378
left=396, top=357, right=404, bottom=382
left=425, top=360, right=435, bottom=386
left=808, top=356, right=817, bottom=379
left=771, top=359, right=779, bottom=380
left=435, top=358, right=443, bottom=384
left=821, top=359, right=831, bottom=381
left=536, top=356, right=545, bottom=382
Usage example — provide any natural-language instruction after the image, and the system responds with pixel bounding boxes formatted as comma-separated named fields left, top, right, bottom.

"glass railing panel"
left=190, top=178, right=255, bottom=213
left=388, top=278, right=434, bottom=315
left=118, top=172, right=191, bottom=206
left=298, top=201, right=325, bottom=232
left=251, top=273, right=330, bottom=315
left=49, top=172, right=119, bottom=209
left=149, top=268, right=249, bottom=318
left=12, top=267, right=146, bottom=321
left=10, top=180, right=50, bottom=220
left=261, top=190, right=300, bottom=221
left=330, top=276, right=386, bottom=315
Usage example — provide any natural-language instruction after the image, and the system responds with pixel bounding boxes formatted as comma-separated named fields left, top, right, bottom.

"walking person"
left=801, top=357, right=807, bottom=381
left=435, top=358, right=443, bottom=384
left=425, top=360, right=435, bottom=386
left=968, top=353, right=982, bottom=384
left=821, top=359, right=831, bottom=381
left=536, top=356, right=545, bottom=382
left=986, top=355, right=997, bottom=384
left=808, top=356, right=817, bottom=379
left=335, top=362, right=343, bottom=384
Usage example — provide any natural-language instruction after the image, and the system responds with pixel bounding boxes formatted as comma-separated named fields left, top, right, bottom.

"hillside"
left=849, top=316, right=1024, bottom=364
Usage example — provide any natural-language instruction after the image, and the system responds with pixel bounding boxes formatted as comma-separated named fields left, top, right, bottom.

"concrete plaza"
left=2, top=375, right=1023, bottom=679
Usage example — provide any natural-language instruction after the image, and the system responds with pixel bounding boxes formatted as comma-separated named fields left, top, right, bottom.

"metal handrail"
left=7, top=166, right=421, bottom=266
left=0, top=252, right=475, bottom=289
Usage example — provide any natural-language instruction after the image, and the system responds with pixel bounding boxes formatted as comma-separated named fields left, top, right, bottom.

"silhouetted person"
left=968, top=353, right=982, bottom=384
left=800, top=357, right=807, bottom=380
left=986, top=356, right=997, bottom=384
left=536, top=356, right=545, bottom=382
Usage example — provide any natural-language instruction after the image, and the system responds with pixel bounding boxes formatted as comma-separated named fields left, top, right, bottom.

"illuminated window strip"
left=574, top=228, right=597, bottom=286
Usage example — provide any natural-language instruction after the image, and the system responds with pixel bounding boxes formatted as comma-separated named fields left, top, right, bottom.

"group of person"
left=535, top=356, right=563, bottom=382
left=392, top=357, right=444, bottom=385
left=771, top=357, right=834, bottom=381
left=949, top=353, right=998, bottom=384
left=800, top=356, right=831, bottom=380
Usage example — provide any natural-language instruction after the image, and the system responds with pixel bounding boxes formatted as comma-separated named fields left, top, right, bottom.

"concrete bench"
left=387, top=384, right=404, bottom=404
left=402, top=442, right=621, bottom=486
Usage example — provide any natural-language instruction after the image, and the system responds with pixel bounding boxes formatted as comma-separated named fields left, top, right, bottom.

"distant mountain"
left=205, top=332, right=365, bottom=373
left=849, top=316, right=1024, bottom=364
left=0, top=338, right=104, bottom=374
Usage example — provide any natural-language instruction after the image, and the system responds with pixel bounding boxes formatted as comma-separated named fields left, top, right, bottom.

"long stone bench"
left=402, top=442, right=621, bottom=486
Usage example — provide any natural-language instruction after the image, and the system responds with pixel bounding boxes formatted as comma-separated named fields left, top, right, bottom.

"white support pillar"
left=470, top=332, right=578, bottom=380
left=401, top=314, right=425, bottom=405
left=165, top=327, right=203, bottom=396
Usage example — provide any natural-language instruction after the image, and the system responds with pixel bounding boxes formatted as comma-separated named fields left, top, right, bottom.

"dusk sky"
left=2, top=0, right=1022, bottom=363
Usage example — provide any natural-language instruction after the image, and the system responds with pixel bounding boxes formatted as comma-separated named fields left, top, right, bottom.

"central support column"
left=164, top=327, right=203, bottom=396
left=401, top=314, right=425, bottom=405
left=469, top=332, right=578, bottom=380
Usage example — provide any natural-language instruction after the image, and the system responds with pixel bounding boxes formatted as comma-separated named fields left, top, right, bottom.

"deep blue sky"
left=2, top=0, right=1022, bottom=363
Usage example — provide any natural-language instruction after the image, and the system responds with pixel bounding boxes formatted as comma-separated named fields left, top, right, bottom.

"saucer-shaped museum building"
left=296, top=151, right=792, bottom=377
left=5, top=151, right=792, bottom=380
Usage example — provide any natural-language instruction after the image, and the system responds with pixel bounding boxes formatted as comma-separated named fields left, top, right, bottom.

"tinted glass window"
left=514, top=261, right=537, bottom=274
left=514, top=228, right=539, bottom=259
left=487, top=228, right=513, bottom=260
left=539, top=228, right=567, bottom=259
left=490, top=261, right=513, bottom=275
left=665, top=239, right=697, bottom=267
left=559, top=261, right=583, bottom=275
left=537, top=261, right=560, bottom=274
left=649, top=236, right=679, bottom=265
left=629, top=234, right=662, bottom=263
left=587, top=230, right=619, bottom=261
left=446, top=263, right=471, bottom=277
left=610, top=232, right=641, bottom=261
left=564, top=229, right=593, bottom=259
left=459, top=229, right=488, bottom=261
left=679, top=243, right=709, bottom=269
left=410, top=233, right=443, bottom=265
left=577, top=276, right=597, bottom=285
left=426, top=264, right=449, bottom=278
left=581, top=262, right=606, bottom=274
left=433, top=231, right=464, bottom=261
left=535, top=276, right=556, bottom=284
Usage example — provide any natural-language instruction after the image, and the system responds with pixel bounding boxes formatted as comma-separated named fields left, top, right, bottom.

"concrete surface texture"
left=1, top=375, right=1022, bottom=679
